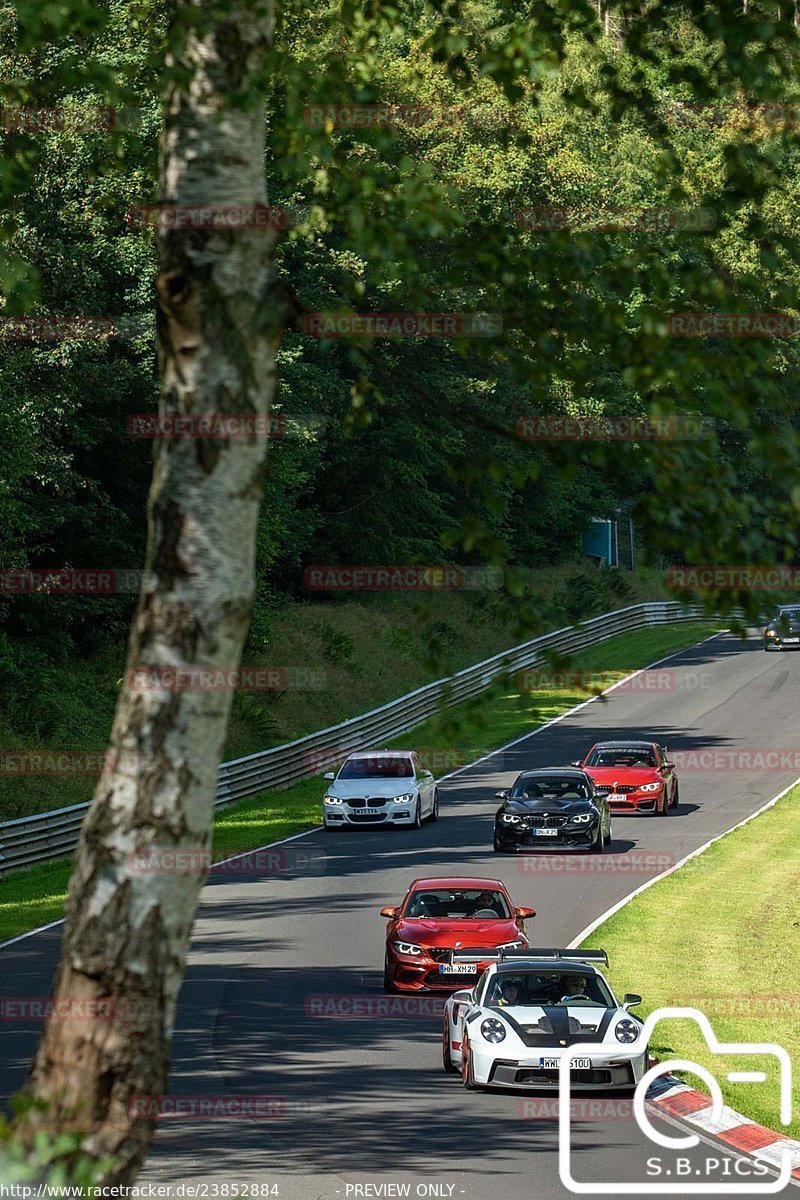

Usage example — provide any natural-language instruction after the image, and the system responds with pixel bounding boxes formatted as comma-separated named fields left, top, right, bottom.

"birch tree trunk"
left=14, top=0, right=284, bottom=1183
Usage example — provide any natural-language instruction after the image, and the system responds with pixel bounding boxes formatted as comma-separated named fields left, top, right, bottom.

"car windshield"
left=510, top=776, right=591, bottom=800
left=776, top=607, right=800, bottom=621
left=585, top=747, right=656, bottom=768
left=403, top=888, right=511, bottom=919
left=485, top=970, right=613, bottom=1008
left=338, top=756, right=414, bottom=779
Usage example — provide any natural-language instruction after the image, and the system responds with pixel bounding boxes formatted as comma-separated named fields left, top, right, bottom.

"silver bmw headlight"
left=638, top=782, right=662, bottom=793
left=501, top=813, right=521, bottom=824
left=481, top=1018, right=507, bottom=1043
left=570, top=813, right=592, bottom=824
left=323, top=796, right=343, bottom=805
left=392, top=793, right=415, bottom=803
left=615, top=1018, right=639, bottom=1043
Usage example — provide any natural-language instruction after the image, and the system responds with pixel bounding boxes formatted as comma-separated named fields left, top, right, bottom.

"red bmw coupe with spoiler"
left=380, top=876, right=536, bottom=993
left=575, top=740, right=679, bottom=815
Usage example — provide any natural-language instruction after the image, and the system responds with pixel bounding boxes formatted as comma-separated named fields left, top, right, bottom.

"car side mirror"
left=494, top=789, right=509, bottom=800
left=515, top=906, right=536, bottom=919
left=323, top=771, right=336, bottom=780
left=623, top=993, right=642, bottom=1011
left=570, top=760, right=582, bottom=768
left=379, top=906, right=399, bottom=919
left=663, top=761, right=675, bottom=770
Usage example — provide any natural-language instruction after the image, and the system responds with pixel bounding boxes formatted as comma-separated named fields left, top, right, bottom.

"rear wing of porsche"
left=498, top=947, right=609, bottom=967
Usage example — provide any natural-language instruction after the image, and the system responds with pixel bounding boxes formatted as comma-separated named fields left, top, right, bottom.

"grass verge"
left=0, top=619, right=718, bottom=944
left=582, top=782, right=800, bottom=1137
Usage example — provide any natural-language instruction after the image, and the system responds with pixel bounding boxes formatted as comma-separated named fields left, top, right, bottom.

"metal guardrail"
left=0, top=600, right=703, bottom=873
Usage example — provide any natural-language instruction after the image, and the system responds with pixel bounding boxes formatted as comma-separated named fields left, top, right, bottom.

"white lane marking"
left=0, top=627, right=724, bottom=953
left=566, top=772, right=800, bottom=950
left=728, top=1071, right=767, bottom=1084
left=435, top=629, right=726, bottom=785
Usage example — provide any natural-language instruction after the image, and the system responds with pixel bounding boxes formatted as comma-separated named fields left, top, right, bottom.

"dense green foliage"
left=2, top=0, right=800, bottom=744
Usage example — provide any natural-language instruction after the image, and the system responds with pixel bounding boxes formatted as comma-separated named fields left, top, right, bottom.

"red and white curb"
left=647, top=1077, right=800, bottom=1183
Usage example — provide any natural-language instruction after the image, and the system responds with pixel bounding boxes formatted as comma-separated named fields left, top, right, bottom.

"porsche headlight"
left=323, top=796, right=343, bottom=805
left=392, top=793, right=415, bottom=803
left=570, top=812, right=592, bottom=824
left=392, top=941, right=425, bottom=957
left=638, top=782, right=662, bottom=793
left=501, top=813, right=521, bottom=824
left=481, top=1018, right=507, bottom=1044
left=615, top=1018, right=639, bottom=1043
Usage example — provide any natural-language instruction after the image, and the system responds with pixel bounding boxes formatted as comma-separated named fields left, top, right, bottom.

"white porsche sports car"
left=441, top=948, right=648, bottom=1091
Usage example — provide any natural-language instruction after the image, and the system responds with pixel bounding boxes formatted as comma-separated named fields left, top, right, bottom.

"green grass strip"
left=0, top=621, right=718, bottom=942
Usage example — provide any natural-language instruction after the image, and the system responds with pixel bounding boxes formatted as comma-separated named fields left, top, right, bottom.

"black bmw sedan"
left=493, top=768, right=611, bottom=853
left=764, top=604, right=800, bottom=650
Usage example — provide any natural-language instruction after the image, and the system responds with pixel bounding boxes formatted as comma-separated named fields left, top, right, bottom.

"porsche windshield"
left=510, top=776, right=591, bottom=800
left=403, top=888, right=511, bottom=919
left=585, top=747, right=657, bottom=768
left=485, top=970, right=613, bottom=1008
left=338, top=756, right=414, bottom=779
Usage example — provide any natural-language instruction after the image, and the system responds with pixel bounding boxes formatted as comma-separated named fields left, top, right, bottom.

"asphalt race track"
left=2, top=631, right=799, bottom=1200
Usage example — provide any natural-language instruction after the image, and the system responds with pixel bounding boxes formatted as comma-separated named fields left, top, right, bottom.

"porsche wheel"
left=461, top=1039, right=485, bottom=1090
left=442, top=1021, right=458, bottom=1073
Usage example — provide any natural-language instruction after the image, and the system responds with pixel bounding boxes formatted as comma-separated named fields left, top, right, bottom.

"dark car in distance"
left=764, top=605, right=800, bottom=651
left=493, top=768, right=611, bottom=854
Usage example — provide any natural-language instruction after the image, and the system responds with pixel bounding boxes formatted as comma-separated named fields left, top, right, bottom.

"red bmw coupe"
left=576, top=740, right=679, bottom=815
left=380, top=876, right=536, bottom=993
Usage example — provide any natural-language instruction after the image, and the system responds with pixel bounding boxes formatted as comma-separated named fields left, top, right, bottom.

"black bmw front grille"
left=519, top=814, right=570, bottom=828
left=595, top=784, right=638, bottom=795
left=347, top=797, right=388, bottom=809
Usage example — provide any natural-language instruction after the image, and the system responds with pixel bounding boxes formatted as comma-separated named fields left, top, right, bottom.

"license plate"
left=784, top=637, right=800, bottom=644
left=359, top=808, right=381, bottom=815
left=439, top=964, right=478, bottom=975
left=533, top=827, right=558, bottom=837
left=608, top=793, right=626, bottom=802
left=540, top=1057, right=592, bottom=1070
